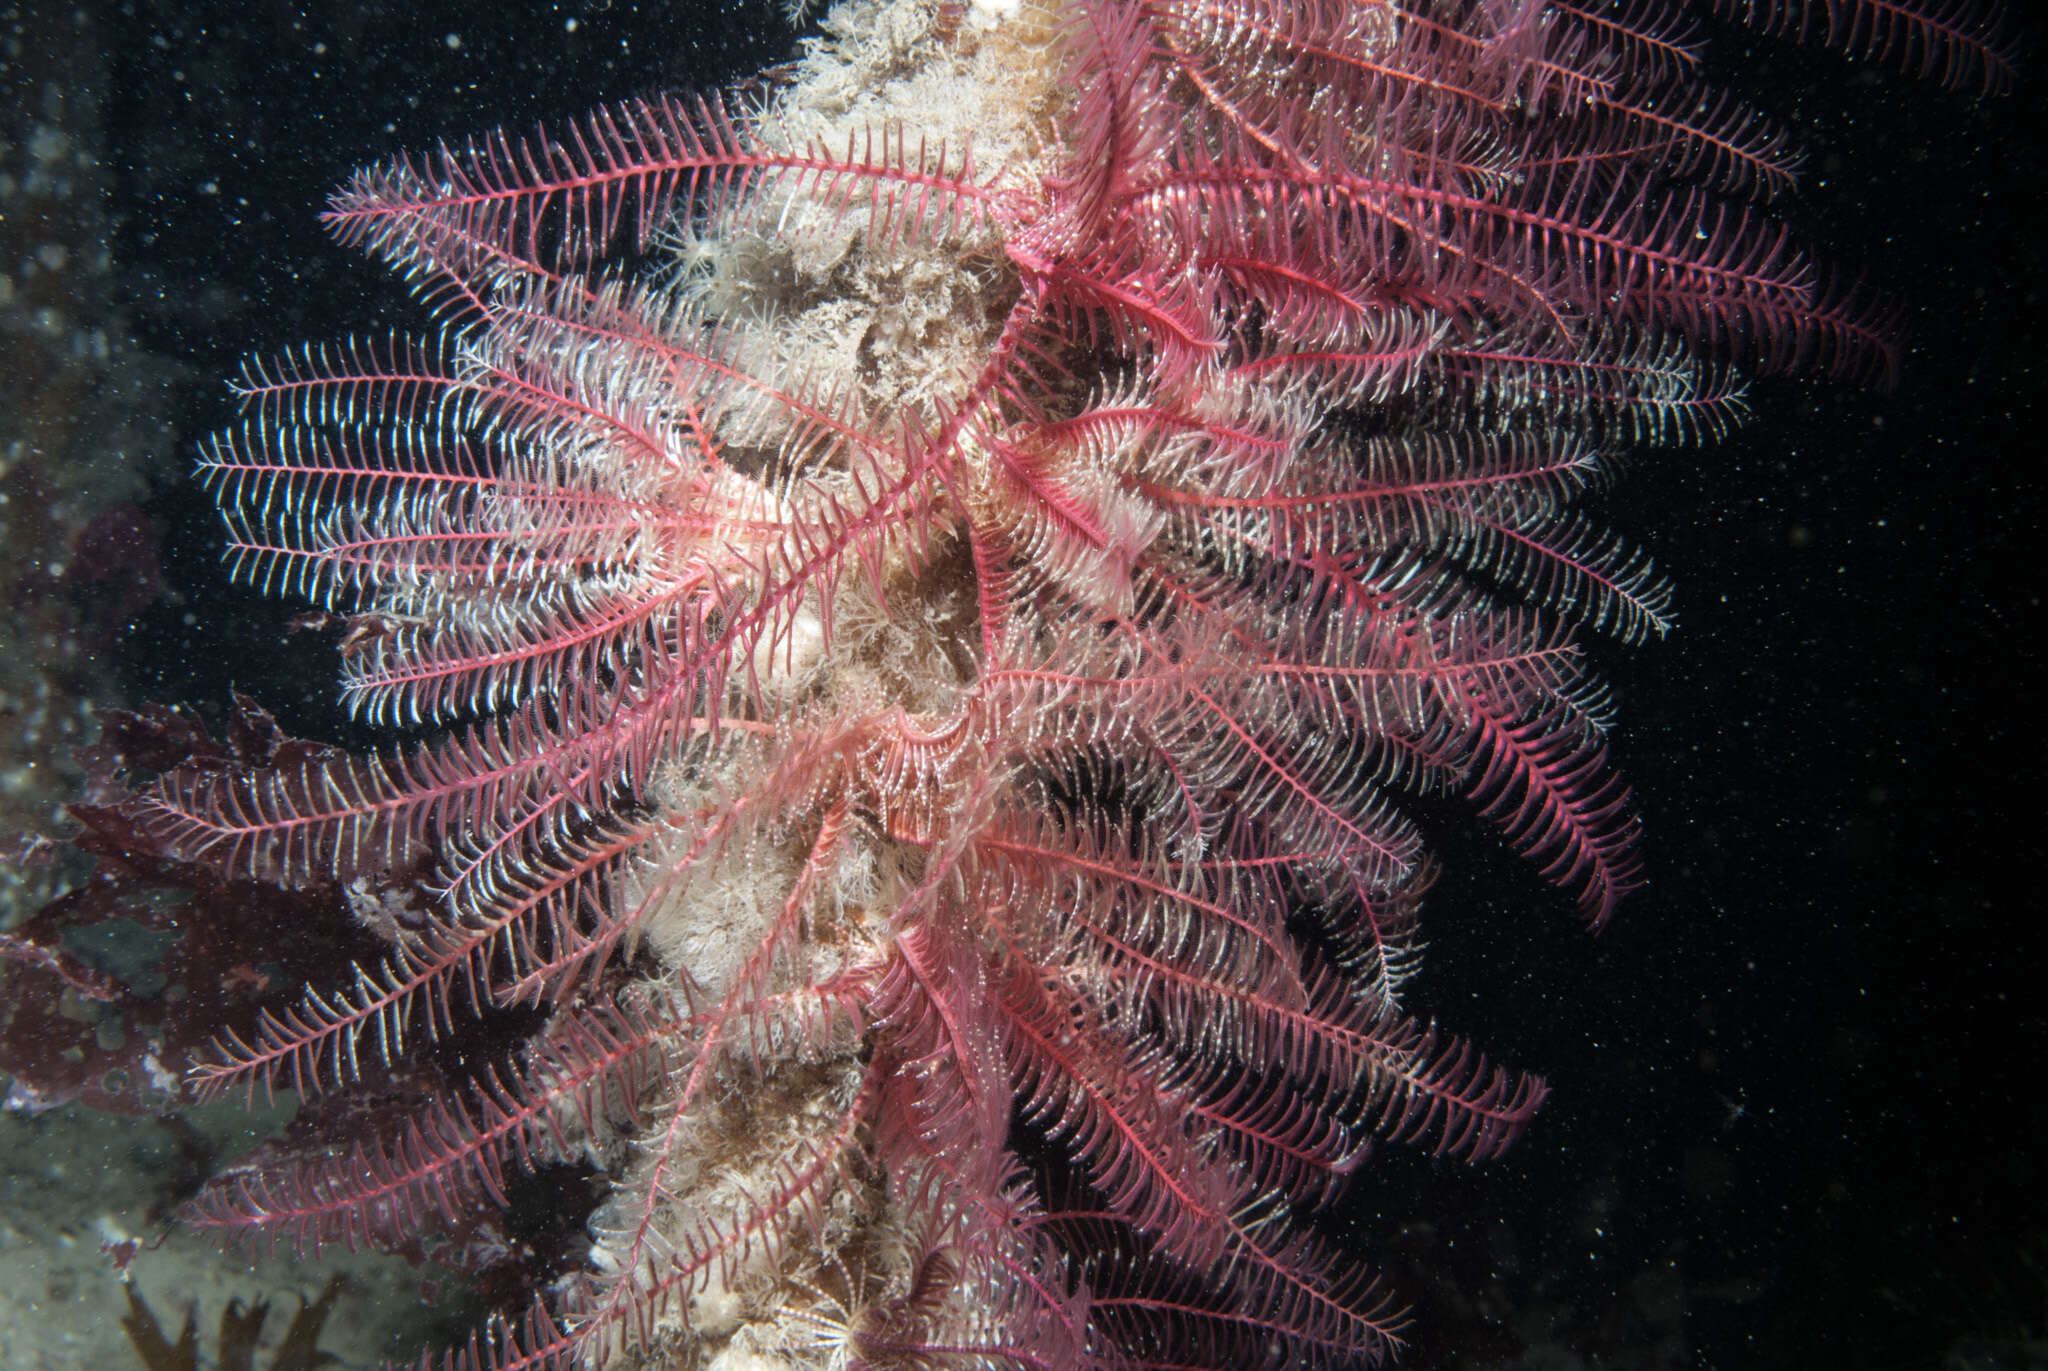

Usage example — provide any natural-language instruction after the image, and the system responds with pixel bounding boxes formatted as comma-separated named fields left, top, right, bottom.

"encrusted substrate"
left=577, top=4, right=1059, bottom=1365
